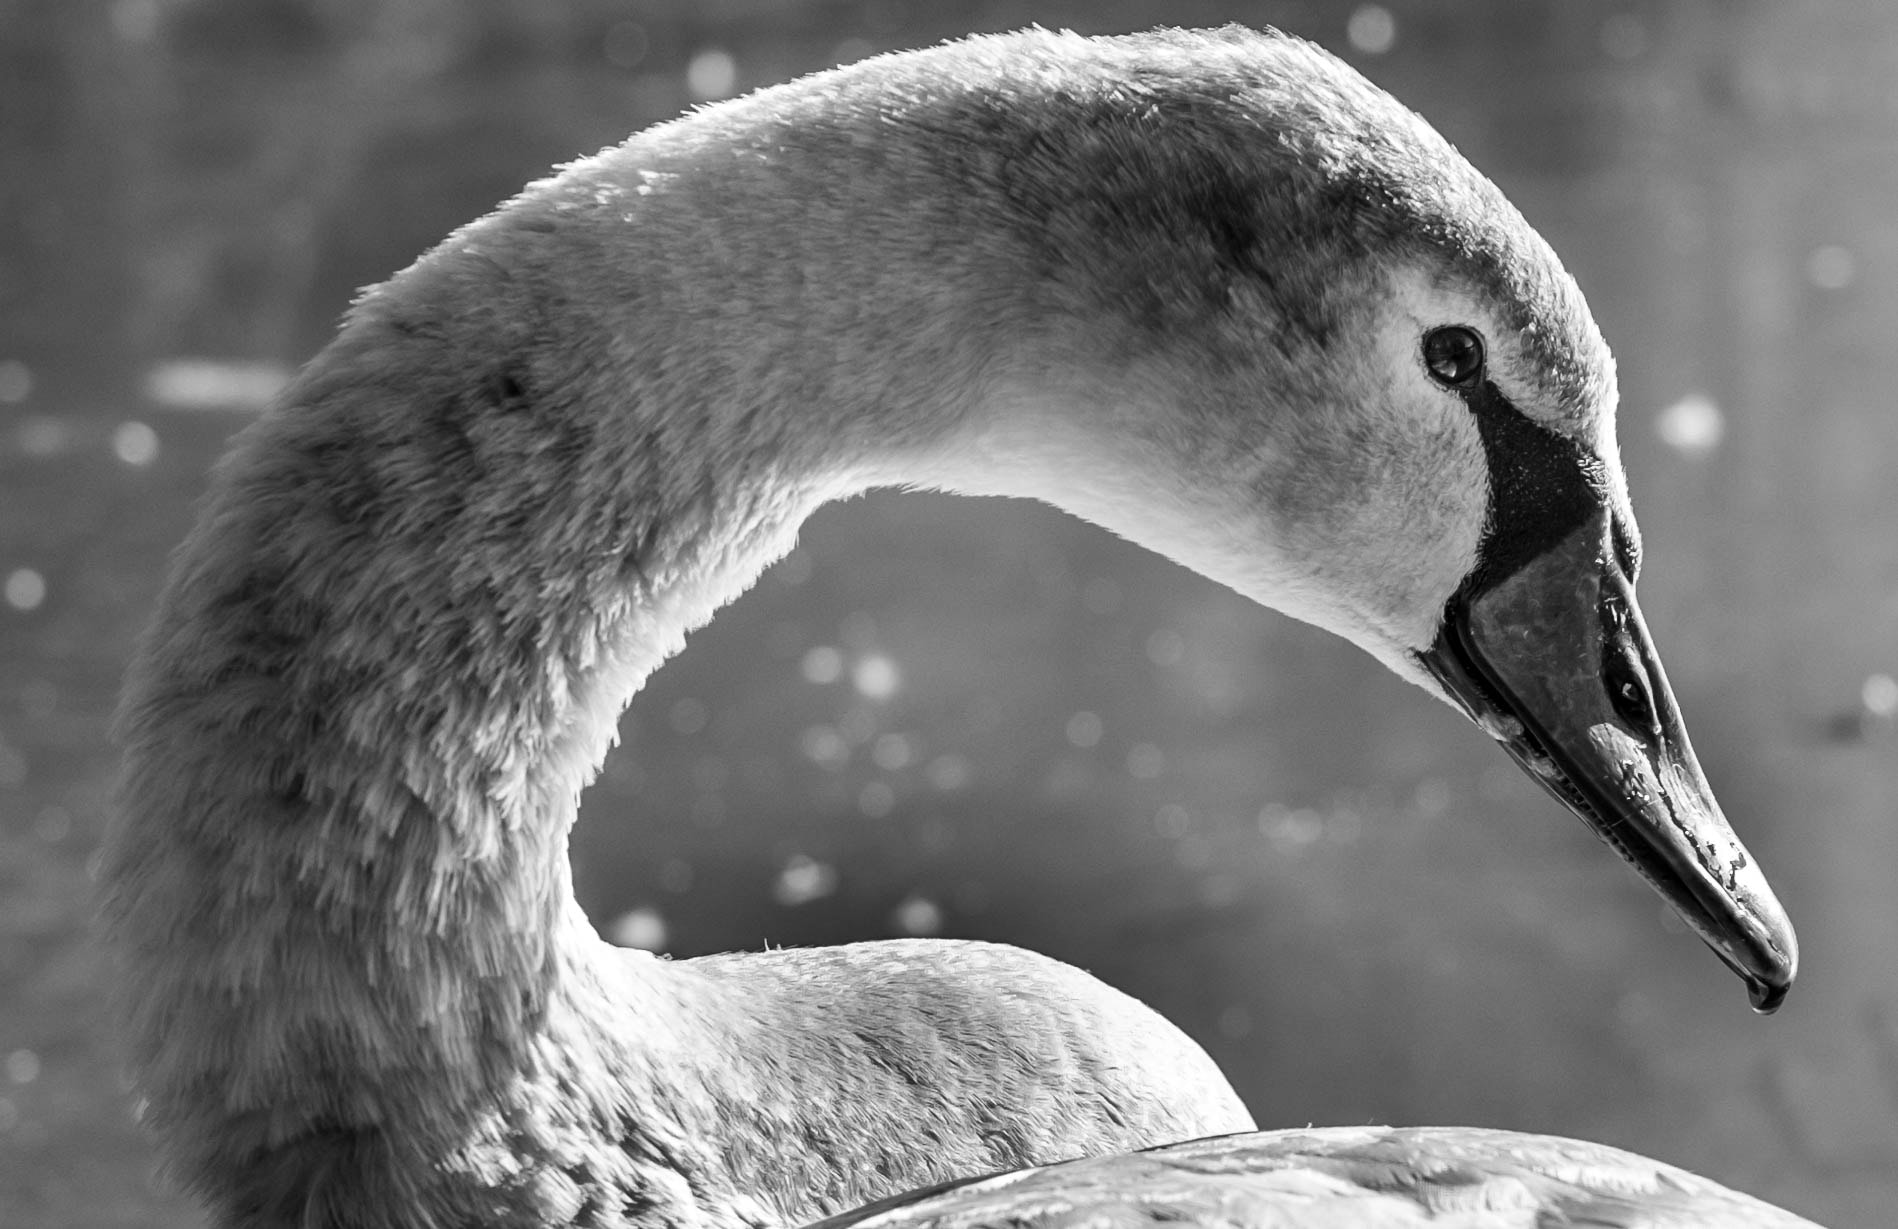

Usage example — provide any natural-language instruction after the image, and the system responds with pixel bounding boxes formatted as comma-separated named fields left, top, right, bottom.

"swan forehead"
left=976, top=25, right=1620, bottom=444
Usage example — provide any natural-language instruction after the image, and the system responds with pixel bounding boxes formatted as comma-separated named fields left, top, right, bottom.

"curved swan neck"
left=99, top=28, right=1412, bottom=1221
left=100, top=59, right=1083, bottom=1219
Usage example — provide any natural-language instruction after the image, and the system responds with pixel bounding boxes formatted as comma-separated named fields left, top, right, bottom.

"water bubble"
left=659, top=858, right=693, bottom=894
left=1156, top=803, right=1192, bottom=838
left=832, top=37, right=874, bottom=65
left=1216, top=1004, right=1253, bottom=1040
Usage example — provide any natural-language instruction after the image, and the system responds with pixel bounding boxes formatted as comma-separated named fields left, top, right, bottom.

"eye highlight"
left=1423, top=326, right=1486, bottom=390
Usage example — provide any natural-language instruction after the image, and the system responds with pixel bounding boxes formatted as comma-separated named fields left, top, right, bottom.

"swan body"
left=101, top=25, right=1803, bottom=1229
left=808, top=1127, right=1821, bottom=1229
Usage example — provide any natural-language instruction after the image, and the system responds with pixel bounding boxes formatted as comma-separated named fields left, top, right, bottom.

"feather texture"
left=809, top=1127, right=1819, bottom=1229
left=96, top=24, right=1806, bottom=1229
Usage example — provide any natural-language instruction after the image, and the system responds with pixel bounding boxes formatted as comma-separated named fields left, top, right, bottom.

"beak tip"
left=1747, top=977, right=1790, bottom=1016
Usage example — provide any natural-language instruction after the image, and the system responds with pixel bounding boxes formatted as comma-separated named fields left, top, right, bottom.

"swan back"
left=808, top=1127, right=1823, bottom=1229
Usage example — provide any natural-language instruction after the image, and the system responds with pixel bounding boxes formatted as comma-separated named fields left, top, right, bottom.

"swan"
left=99, top=25, right=1805, bottom=1229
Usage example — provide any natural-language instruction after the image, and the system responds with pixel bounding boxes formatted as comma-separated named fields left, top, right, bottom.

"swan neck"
left=96, top=154, right=1012, bottom=1212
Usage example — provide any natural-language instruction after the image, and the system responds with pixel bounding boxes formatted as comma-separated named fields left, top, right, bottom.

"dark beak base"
left=1417, top=515, right=1797, bottom=1013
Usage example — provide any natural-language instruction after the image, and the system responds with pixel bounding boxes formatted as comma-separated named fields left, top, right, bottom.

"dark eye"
left=1423, top=326, right=1485, bottom=390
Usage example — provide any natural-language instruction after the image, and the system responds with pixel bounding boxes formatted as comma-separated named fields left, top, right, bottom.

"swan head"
left=934, top=28, right=1795, bottom=1009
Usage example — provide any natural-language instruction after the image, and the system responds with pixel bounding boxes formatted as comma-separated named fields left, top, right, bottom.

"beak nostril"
left=1599, top=589, right=1662, bottom=739
left=1604, top=639, right=1661, bottom=739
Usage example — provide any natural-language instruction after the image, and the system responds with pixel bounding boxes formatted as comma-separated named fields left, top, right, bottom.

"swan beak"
left=1416, top=512, right=1798, bottom=1013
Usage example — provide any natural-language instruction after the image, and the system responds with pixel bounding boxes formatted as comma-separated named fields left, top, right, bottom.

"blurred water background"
left=2, top=1, right=1896, bottom=1225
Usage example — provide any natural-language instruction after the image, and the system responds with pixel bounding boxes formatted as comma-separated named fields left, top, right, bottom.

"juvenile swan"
left=102, top=26, right=1801, bottom=1229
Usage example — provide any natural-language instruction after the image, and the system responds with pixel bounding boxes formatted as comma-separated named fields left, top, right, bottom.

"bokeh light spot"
left=1346, top=5, right=1397, bottom=55
left=5, top=569, right=46, bottom=611
left=4, top=1051, right=39, bottom=1086
left=801, top=645, right=843, bottom=684
left=773, top=854, right=838, bottom=906
left=852, top=654, right=900, bottom=699
left=1064, top=710, right=1103, bottom=748
left=1862, top=673, right=1898, bottom=719
left=113, top=420, right=159, bottom=466
left=607, top=907, right=668, bottom=952
left=16, top=416, right=66, bottom=457
left=603, top=21, right=649, bottom=69
left=687, top=48, right=737, bottom=100
left=0, top=360, right=32, bottom=404
left=1655, top=393, right=1724, bottom=457
left=1805, top=244, right=1856, bottom=290
left=800, top=724, right=850, bottom=770
left=871, top=732, right=913, bottom=771
left=1145, top=628, right=1185, bottom=667
left=1126, top=742, right=1165, bottom=779
left=892, top=894, right=943, bottom=936
left=925, top=753, right=971, bottom=791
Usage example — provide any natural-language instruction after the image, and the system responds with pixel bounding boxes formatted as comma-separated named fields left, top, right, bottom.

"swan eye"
left=1423, top=326, right=1486, bottom=390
